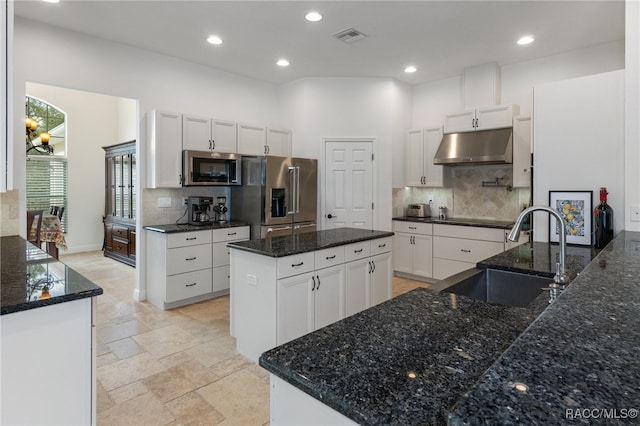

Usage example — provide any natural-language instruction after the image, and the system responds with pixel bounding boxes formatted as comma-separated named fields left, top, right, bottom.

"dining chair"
left=27, top=210, right=44, bottom=246
left=50, top=205, right=65, bottom=219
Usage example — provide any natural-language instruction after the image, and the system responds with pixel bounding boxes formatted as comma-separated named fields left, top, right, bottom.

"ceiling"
left=14, top=0, right=625, bottom=86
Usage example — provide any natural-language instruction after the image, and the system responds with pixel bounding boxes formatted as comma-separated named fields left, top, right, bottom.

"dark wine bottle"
left=594, top=187, right=614, bottom=248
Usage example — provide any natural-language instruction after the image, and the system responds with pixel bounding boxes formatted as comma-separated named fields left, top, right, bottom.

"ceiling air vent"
left=332, top=28, right=367, bottom=44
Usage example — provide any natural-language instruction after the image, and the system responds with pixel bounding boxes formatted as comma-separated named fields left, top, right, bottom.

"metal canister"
left=438, top=206, right=447, bottom=220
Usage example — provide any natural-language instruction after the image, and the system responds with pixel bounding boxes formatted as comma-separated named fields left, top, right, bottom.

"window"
left=25, top=96, right=67, bottom=232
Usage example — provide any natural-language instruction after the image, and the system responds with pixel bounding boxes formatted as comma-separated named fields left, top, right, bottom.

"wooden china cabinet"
left=103, top=140, right=136, bottom=267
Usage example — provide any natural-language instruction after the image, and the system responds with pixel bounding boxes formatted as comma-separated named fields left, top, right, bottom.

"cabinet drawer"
left=277, top=252, right=315, bottom=279
left=315, top=246, right=345, bottom=270
left=344, top=241, right=371, bottom=262
left=112, top=237, right=129, bottom=255
left=167, top=230, right=212, bottom=248
left=392, top=221, right=433, bottom=235
left=433, top=258, right=475, bottom=280
left=112, top=225, right=129, bottom=240
left=212, top=241, right=232, bottom=268
left=166, top=269, right=212, bottom=302
left=433, top=236, right=504, bottom=263
left=433, top=224, right=505, bottom=242
left=212, top=265, right=230, bottom=293
left=167, top=244, right=213, bottom=275
left=212, top=226, right=250, bottom=242
left=370, top=237, right=392, bottom=255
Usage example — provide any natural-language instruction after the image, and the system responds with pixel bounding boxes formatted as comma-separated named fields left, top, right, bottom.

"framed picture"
left=548, top=191, right=593, bottom=246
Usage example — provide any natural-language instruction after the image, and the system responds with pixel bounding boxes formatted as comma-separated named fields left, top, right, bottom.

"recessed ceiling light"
left=207, top=35, right=223, bottom=45
left=405, top=66, right=417, bottom=74
left=517, top=35, right=535, bottom=45
left=277, top=59, right=290, bottom=67
left=305, top=11, right=323, bottom=22
left=42, top=0, right=60, bottom=3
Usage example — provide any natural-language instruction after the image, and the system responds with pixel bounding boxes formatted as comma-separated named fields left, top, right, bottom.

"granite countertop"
left=144, top=220, right=250, bottom=233
left=228, top=228, right=394, bottom=257
left=1, top=236, right=103, bottom=315
left=259, top=231, right=633, bottom=425
left=393, top=216, right=516, bottom=230
left=260, top=288, right=550, bottom=425
left=450, top=231, right=640, bottom=424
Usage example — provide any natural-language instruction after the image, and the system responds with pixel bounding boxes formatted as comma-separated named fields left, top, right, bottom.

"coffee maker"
left=188, top=196, right=213, bottom=226
left=212, top=196, right=228, bottom=223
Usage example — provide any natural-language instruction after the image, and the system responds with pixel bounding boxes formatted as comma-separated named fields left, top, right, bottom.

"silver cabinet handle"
left=312, top=276, right=316, bottom=291
left=228, top=232, right=237, bottom=236
left=316, top=275, right=320, bottom=290
left=291, top=262, right=304, bottom=267
left=186, top=257, right=197, bottom=261
left=212, top=139, right=216, bottom=150
left=186, top=237, right=197, bottom=241
left=326, top=255, right=336, bottom=260
left=354, top=248, right=363, bottom=253
left=372, top=260, right=376, bottom=273
left=378, top=243, right=386, bottom=248
left=186, top=283, right=196, bottom=287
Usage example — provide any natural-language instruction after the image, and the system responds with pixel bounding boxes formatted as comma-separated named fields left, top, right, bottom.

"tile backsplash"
left=0, top=189, right=20, bottom=237
left=393, top=165, right=530, bottom=221
left=143, top=187, right=230, bottom=226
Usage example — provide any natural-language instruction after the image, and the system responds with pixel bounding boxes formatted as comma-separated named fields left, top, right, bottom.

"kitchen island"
left=258, top=233, right=639, bottom=425
left=228, top=228, right=394, bottom=362
left=1, top=236, right=103, bottom=425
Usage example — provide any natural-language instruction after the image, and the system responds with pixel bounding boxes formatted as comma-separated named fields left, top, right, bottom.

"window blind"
left=26, top=157, right=68, bottom=232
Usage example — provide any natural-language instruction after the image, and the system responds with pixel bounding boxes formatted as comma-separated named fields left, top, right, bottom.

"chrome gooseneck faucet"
left=508, top=206, right=570, bottom=287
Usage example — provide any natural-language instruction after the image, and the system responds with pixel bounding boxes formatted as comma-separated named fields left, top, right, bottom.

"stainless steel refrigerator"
left=231, top=156, right=317, bottom=238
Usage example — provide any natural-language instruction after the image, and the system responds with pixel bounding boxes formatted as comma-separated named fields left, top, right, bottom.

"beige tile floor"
left=60, top=251, right=430, bottom=426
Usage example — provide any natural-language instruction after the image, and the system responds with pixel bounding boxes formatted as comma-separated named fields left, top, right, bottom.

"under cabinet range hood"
left=433, top=127, right=513, bottom=165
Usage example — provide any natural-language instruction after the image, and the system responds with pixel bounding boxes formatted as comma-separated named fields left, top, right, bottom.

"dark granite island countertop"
left=260, top=287, right=550, bottom=425
left=450, top=231, right=640, bottom=424
left=1, top=236, right=103, bottom=315
left=393, top=216, right=516, bottom=230
left=228, top=227, right=394, bottom=257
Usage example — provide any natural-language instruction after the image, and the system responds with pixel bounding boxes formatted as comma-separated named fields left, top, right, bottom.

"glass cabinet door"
left=115, top=155, right=123, bottom=218
left=122, top=154, right=130, bottom=219
left=106, top=156, right=115, bottom=216
left=130, top=153, right=137, bottom=219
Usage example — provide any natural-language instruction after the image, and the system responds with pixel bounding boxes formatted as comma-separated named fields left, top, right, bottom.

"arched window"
left=25, top=96, right=68, bottom=232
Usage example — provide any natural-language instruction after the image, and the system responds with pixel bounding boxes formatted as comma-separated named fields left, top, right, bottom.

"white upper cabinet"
left=444, top=104, right=519, bottom=133
left=266, top=128, right=292, bottom=157
left=405, top=126, right=449, bottom=187
left=512, top=115, right=532, bottom=188
left=147, top=110, right=182, bottom=188
left=182, top=114, right=237, bottom=153
left=237, top=123, right=267, bottom=156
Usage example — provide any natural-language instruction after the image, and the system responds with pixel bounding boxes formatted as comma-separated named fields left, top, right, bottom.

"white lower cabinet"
left=392, top=221, right=433, bottom=279
left=146, top=226, right=249, bottom=309
left=231, top=236, right=392, bottom=362
left=345, top=241, right=392, bottom=317
left=432, top=225, right=506, bottom=280
left=276, top=264, right=345, bottom=346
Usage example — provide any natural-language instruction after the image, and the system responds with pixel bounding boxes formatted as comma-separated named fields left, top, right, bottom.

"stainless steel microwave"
left=183, top=150, right=241, bottom=186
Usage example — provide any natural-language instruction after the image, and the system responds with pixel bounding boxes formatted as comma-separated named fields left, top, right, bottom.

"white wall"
left=279, top=77, right=412, bottom=230
left=533, top=71, right=625, bottom=242
left=412, top=40, right=624, bottom=127
left=13, top=17, right=281, bottom=300
left=26, top=83, right=136, bottom=253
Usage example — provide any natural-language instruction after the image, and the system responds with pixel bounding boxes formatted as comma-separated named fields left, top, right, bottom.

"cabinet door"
left=345, top=258, right=369, bottom=317
left=211, top=119, right=237, bottom=153
left=212, top=265, right=230, bottom=292
left=276, top=273, right=314, bottom=345
left=266, top=128, right=292, bottom=157
left=424, top=126, right=448, bottom=187
left=475, top=104, right=515, bottom=130
left=182, top=114, right=212, bottom=151
left=444, top=110, right=475, bottom=133
left=149, top=110, right=182, bottom=188
left=406, top=129, right=425, bottom=186
left=412, top=234, right=433, bottom=278
left=237, top=123, right=267, bottom=156
left=512, top=115, right=532, bottom=188
left=392, top=233, right=413, bottom=274
left=370, top=252, right=391, bottom=307
left=313, top=265, right=345, bottom=330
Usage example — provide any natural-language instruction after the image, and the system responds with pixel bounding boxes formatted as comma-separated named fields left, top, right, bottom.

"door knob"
left=327, top=214, right=335, bottom=219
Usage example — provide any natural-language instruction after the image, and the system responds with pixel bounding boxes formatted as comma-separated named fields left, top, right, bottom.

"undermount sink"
left=433, top=268, right=554, bottom=307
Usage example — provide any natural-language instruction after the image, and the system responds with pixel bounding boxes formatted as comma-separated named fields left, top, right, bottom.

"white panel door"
left=324, top=141, right=374, bottom=230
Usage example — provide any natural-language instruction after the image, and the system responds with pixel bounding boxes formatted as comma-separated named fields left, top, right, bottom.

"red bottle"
left=594, top=187, right=614, bottom=248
